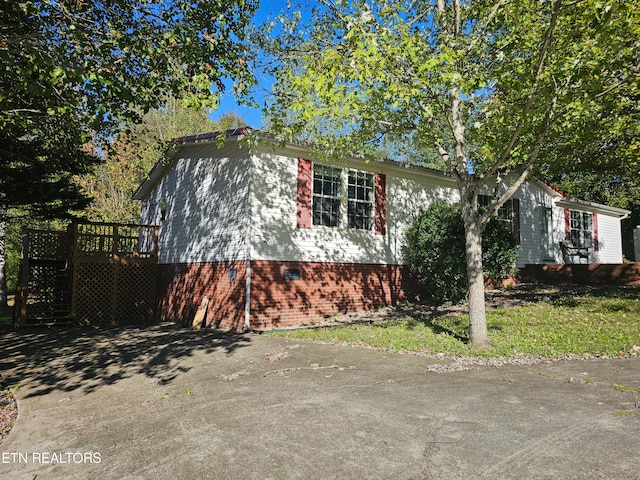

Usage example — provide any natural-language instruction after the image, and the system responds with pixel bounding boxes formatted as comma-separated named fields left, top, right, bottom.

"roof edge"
left=132, top=130, right=630, bottom=222
left=555, top=197, right=631, bottom=218
left=132, top=127, right=251, bottom=200
left=173, top=127, right=250, bottom=145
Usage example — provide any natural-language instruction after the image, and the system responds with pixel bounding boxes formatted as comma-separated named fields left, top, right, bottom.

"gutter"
left=555, top=197, right=631, bottom=219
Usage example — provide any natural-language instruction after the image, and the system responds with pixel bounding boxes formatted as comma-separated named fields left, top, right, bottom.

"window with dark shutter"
left=297, top=160, right=385, bottom=233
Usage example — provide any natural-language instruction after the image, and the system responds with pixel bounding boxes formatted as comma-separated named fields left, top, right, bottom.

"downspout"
left=244, top=259, right=251, bottom=331
left=244, top=147, right=253, bottom=332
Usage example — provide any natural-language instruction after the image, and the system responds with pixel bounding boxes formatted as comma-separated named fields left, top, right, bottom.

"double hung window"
left=570, top=210, right=594, bottom=248
left=312, top=164, right=374, bottom=230
left=479, top=195, right=514, bottom=232
left=312, top=165, right=341, bottom=227
left=347, top=170, right=374, bottom=230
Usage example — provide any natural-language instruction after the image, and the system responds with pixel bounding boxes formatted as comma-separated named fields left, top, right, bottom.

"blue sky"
left=209, top=0, right=318, bottom=129
left=214, top=85, right=264, bottom=129
left=209, top=1, right=287, bottom=129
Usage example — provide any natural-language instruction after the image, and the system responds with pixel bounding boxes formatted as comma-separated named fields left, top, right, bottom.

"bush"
left=403, top=200, right=518, bottom=304
left=404, top=201, right=467, bottom=304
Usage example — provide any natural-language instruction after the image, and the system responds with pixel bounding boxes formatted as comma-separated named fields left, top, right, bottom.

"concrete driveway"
left=0, top=323, right=638, bottom=479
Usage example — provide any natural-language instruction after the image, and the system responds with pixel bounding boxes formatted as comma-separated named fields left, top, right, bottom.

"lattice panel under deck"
left=115, top=264, right=157, bottom=323
left=73, top=263, right=115, bottom=325
left=24, top=261, right=70, bottom=320
left=17, top=222, right=158, bottom=327
left=73, top=262, right=157, bottom=326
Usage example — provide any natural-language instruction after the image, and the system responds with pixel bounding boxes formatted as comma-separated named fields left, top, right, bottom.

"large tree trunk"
left=461, top=194, right=491, bottom=349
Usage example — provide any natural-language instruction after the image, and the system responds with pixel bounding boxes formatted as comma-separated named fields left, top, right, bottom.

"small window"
left=570, top=210, right=593, bottom=248
left=312, top=165, right=341, bottom=227
left=479, top=195, right=514, bottom=232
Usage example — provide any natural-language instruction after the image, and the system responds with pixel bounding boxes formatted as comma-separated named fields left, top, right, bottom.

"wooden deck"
left=15, top=222, right=158, bottom=327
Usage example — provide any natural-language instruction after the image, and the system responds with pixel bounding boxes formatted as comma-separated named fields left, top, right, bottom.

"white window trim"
left=541, top=206, right=555, bottom=261
left=570, top=210, right=594, bottom=249
left=312, top=163, right=374, bottom=231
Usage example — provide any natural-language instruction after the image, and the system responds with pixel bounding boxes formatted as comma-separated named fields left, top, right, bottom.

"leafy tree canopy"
left=1, top=0, right=256, bottom=135
left=262, top=0, right=637, bottom=175
left=0, top=0, right=257, bottom=216
left=0, top=0, right=257, bottom=304
left=259, top=0, right=639, bottom=348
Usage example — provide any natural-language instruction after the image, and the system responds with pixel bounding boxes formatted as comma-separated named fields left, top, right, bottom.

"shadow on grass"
left=0, top=321, right=251, bottom=399
left=373, top=304, right=471, bottom=343
left=339, top=284, right=640, bottom=345
left=417, top=315, right=470, bottom=343
left=549, top=285, right=640, bottom=311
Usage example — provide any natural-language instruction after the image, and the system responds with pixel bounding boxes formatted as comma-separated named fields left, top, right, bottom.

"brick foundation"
left=520, top=263, right=640, bottom=286
left=249, top=261, right=418, bottom=331
left=157, top=260, right=418, bottom=332
left=157, top=261, right=247, bottom=331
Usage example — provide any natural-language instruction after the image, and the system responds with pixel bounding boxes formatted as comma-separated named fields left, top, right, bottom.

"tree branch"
left=480, top=78, right=563, bottom=226
left=3, top=109, right=45, bottom=115
left=593, top=64, right=639, bottom=100
left=486, top=0, right=563, bottom=179
left=466, top=0, right=510, bottom=54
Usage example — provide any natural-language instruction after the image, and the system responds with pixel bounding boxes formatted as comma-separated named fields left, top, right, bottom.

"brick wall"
left=157, top=260, right=419, bottom=332
left=157, top=261, right=246, bottom=331
left=249, top=261, right=418, bottom=330
left=520, top=263, right=640, bottom=286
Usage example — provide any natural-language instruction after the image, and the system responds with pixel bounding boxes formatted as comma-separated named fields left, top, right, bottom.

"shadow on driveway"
left=0, top=323, right=251, bottom=398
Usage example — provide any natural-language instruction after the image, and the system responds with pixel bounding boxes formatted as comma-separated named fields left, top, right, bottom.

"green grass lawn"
left=271, top=286, right=640, bottom=358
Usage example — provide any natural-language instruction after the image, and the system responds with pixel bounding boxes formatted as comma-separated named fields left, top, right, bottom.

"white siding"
left=144, top=143, right=250, bottom=264
left=506, top=181, right=625, bottom=266
left=551, top=204, right=625, bottom=265
left=248, top=146, right=458, bottom=265
left=483, top=180, right=628, bottom=267
left=138, top=138, right=626, bottom=268
left=511, top=181, right=563, bottom=267
left=594, top=213, right=624, bottom=263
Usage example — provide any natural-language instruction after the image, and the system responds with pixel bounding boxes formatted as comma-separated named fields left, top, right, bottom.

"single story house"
left=133, top=128, right=630, bottom=331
